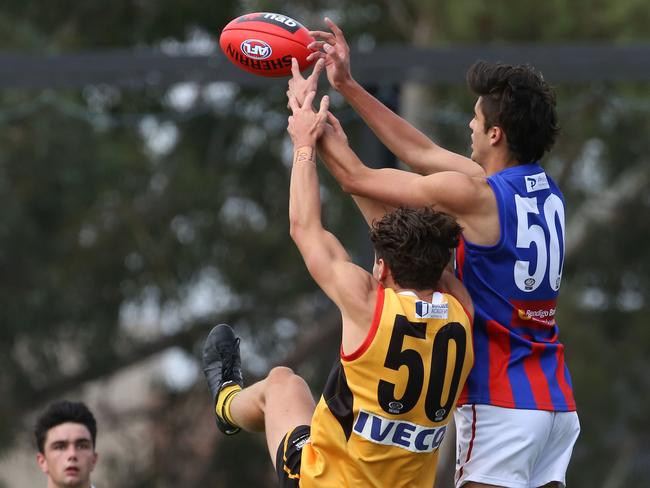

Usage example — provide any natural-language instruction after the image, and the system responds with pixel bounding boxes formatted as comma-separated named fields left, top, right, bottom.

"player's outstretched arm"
left=287, top=91, right=330, bottom=249
left=317, top=113, right=395, bottom=226
left=318, top=111, right=491, bottom=241
left=308, top=17, right=484, bottom=178
left=319, top=111, right=456, bottom=209
left=287, top=92, right=375, bottom=315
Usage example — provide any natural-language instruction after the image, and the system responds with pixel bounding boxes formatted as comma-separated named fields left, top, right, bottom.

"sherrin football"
left=219, top=12, right=315, bottom=77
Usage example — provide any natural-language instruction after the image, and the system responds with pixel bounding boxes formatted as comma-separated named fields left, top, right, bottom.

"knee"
left=266, top=366, right=308, bottom=391
left=267, top=366, right=297, bottom=386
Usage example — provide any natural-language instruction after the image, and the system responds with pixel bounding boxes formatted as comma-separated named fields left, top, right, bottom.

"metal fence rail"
left=2, top=44, right=649, bottom=89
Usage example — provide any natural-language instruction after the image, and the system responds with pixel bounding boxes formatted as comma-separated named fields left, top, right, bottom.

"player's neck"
left=381, top=273, right=436, bottom=301
left=483, top=148, right=518, bottom=175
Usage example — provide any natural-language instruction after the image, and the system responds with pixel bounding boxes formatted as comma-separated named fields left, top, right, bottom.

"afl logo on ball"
left=240, top=39, right=272, bottom=59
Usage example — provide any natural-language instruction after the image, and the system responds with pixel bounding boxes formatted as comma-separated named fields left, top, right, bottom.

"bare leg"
left=227, top=378, right=267, bottom=432
left=229, top=366, right=316, bottom=466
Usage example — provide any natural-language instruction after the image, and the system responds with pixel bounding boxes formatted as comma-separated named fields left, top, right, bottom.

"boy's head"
left=35, top=400, right=98, bottom=488
left=467, top=60, right=559, bottom=164
left=370, top=207, right=462, bottom=290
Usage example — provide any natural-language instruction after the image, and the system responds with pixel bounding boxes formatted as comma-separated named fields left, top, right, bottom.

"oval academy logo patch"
left=240, top=39, right=272, bottom=60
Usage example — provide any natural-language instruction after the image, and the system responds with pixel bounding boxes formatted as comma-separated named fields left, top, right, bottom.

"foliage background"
left=0, top=0, right=648, bottom=486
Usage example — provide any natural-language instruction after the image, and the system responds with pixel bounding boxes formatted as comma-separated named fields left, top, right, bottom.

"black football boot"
left=202, top=323, right=243, bottom=435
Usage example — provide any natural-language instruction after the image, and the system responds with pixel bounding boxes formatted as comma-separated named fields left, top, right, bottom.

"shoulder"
left=339, top=281, right=384, bottom=356
left=338, top=270, right=381, bottom=323
left=420, top=171, right=492, bottom=211
left=437, top=269, right=473, bottom=322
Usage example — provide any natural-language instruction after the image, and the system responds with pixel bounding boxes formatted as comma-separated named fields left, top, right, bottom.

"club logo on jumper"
left=415, top=292, right=448, bottom=319
left=525, top=172, right=550, bottom=193
left=240, top=39, right=272, bottom=60
left=238, top=12, right=303, bottom=34
left=353, top=410, right=447, bottom=453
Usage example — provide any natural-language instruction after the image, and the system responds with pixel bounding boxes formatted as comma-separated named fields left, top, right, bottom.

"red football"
left=219, top=12, right=315, bottom=77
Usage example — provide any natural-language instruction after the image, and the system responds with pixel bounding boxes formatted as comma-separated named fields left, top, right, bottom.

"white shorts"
left=454, top=404, right=580, bottom=488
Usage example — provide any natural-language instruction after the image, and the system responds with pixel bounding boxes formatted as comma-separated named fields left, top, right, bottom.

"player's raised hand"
left=287, top=92, right=330, bottom=148
left=287, top=57, right=325, bottom=108
left=325, top=111, right=349, bottom=146
left=308, top=17, right=352, bottom=91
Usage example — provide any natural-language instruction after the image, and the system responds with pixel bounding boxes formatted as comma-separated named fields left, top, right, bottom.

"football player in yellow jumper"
left=202, top=91, right=474, bottom=487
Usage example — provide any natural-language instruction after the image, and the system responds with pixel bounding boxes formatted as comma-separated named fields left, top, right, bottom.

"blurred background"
left=0, top=1, right=649, bottom=487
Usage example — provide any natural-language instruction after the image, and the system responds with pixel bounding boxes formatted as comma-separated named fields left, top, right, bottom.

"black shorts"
left=275, top=425, right=311, bottom=487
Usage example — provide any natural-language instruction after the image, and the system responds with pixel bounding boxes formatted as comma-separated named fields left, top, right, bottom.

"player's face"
left=469, top=98, right=490, bottom=165
left=37, top=422, right=97, bottom=488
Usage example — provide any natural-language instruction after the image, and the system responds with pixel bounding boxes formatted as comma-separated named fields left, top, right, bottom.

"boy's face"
left=469, top=97, right=493, bottom=165
left=36, top=421, right=97, bottom=488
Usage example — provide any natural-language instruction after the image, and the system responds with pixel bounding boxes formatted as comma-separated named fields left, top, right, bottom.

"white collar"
left=397, top=290, right=418, bottom=297
left=397, top=290, right=445, bottom=304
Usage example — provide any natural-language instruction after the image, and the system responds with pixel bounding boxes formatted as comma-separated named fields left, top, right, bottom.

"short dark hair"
left=35, top=400, right=97, bottom=453
left=467, top=60, right=559, bottom=164
left=370, top=207, right=462, bottom=290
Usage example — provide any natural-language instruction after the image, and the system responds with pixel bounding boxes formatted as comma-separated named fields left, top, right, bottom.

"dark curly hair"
left=370, top=207, right=462, bottom=290
left=35, top=400, right=97, bottom=453
left=467, top=60, right=559, bottom=164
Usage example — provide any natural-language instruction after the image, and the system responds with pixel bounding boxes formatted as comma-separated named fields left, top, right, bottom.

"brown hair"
left=370, top=207, right=462, bottom=290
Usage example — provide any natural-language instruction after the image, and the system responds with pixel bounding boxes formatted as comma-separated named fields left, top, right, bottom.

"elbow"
left=288, top=215, right=302, bottom=243
left=289, top=225, right=303, bottom=250
left=289, top=215, right=310, bottom=247
left=320, top=157, right=362, bottom=195
left=338, top=171, right=361, bottom=195
left=339, top=180, right=354, bottom=195
left=323, top=163, right=355, bottom=194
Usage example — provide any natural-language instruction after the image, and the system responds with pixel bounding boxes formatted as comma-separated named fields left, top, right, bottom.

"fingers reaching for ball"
left=287, top=57, right=325, bottom=108
left=308, top=17, right=352, bottom=90
left=287, top=93, right=330, bottom=148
